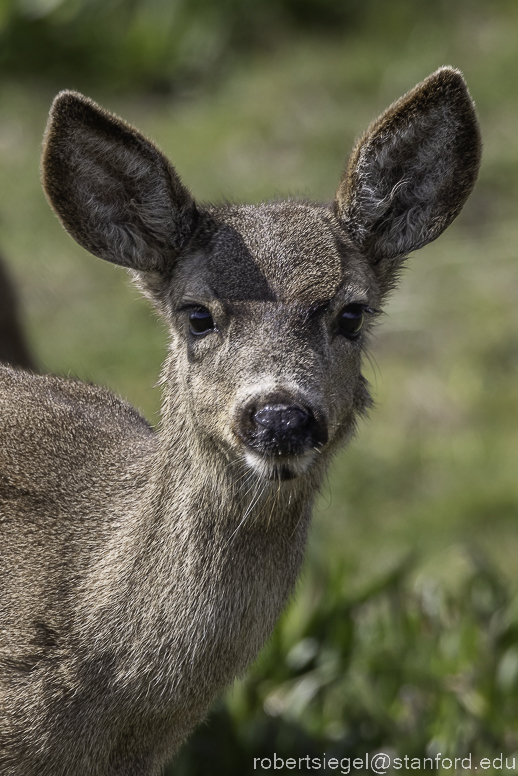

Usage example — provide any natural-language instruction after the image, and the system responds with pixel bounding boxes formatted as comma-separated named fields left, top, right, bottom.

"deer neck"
left=82, top=377, right=321, bottom=715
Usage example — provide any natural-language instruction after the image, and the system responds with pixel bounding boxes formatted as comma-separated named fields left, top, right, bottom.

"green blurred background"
left=1, top=0, right=518, bottom=772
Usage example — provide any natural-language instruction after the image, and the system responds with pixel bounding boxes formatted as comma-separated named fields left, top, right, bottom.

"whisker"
left=266, top=477, right=281, bottom=530
left=225, top=478, right=265, bottom=549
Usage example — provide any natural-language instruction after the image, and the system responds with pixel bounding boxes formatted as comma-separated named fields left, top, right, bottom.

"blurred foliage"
left=0, top=0, right=516, bottom=92
left=4, top=0, right=361, bottom=90
left=2, top=0, right=518, bottom=773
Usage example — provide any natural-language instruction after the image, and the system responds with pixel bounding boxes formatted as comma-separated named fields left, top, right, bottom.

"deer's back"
left=0, top=365, right=155, bottom=657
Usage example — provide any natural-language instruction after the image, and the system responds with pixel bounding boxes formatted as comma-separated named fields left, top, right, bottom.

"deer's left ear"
left=335, top=67, right=481, bottom=284
left=42, top=91, right=199, bottom=274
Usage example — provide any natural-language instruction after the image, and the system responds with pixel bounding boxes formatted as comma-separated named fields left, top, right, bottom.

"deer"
left=0, top=67, right=480, bottom=775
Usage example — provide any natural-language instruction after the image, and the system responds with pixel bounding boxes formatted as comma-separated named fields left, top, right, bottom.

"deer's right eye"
left=189, top=307, right=215, bottom=335
left=337, top=304, right=364, bottom=339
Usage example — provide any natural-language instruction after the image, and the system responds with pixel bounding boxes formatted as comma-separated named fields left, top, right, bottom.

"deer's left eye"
left=337, top=305, right=364, bottom=339
left=189, top=307, right=215, bottom=335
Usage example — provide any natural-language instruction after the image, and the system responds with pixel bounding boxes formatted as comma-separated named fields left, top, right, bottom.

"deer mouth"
left=243, top=448, right=319, bottom=481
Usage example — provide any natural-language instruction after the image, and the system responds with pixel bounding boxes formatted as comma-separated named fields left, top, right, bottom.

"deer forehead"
left=191, top=202, right=371, bottom=307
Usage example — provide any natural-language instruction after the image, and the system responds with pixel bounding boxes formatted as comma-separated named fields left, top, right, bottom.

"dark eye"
left=189, top=307, right=215, bottom=335
left=338, top=304, right=364, bottom=339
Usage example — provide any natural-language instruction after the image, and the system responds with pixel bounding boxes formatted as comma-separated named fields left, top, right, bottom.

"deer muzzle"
left=234, top=392, right=328, bottom=480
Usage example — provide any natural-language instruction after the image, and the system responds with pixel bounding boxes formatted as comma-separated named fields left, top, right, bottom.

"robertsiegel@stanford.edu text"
left=253, top=752, right=518, bottom=774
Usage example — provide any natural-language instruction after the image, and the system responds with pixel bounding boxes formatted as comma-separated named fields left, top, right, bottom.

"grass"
left=1, top=3, right=518, bottom=771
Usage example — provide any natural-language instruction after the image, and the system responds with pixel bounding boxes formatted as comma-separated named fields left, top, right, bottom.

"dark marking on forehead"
left=206, top=202, right=345, bottom=305
left=204, top=224, right=274, bottom=302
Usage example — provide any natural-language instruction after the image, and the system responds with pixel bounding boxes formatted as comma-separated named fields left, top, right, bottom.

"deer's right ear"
left=42, top=91, right=198, bottom=274
left=335, top=67, right=481, bottom=289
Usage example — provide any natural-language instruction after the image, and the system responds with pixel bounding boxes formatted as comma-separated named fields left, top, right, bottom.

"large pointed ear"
left=41, top=91, right=198, bottom=274
left=335, top=67, right=481, bottom=279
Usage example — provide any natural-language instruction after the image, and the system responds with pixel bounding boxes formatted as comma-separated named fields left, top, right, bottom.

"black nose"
left=236, top=397, right=327, bottom=457
left=254, top=405, right=309, bottom=436
left=252, top=403, right=313, bottom=456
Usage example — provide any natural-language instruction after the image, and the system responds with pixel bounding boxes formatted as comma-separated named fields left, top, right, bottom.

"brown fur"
left=0, top=67, right=480, bottom=775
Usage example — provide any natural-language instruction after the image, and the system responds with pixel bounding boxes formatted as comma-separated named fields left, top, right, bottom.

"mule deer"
left=0, top=67, right=480, bottom=775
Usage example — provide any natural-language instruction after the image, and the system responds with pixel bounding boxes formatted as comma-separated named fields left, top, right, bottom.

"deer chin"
left=244, top=449, right=318, bottom=481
